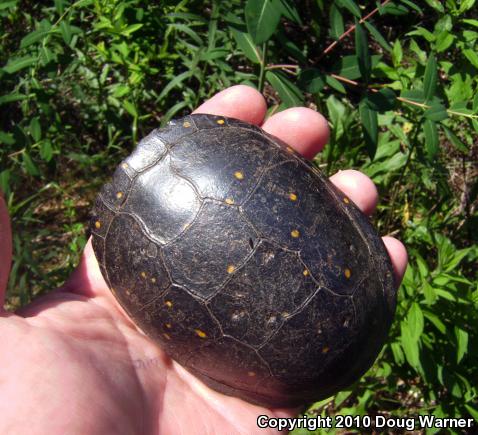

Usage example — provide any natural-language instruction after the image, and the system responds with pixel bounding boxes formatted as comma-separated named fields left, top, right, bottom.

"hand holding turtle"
left=0, top=86, right=407, bottom=435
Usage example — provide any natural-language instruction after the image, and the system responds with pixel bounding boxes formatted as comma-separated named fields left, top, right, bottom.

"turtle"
left=90, top=113, right=397, bottom=407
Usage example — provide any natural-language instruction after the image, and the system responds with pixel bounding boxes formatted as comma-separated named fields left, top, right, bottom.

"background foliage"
left=1, top=0, right=477, bottom=432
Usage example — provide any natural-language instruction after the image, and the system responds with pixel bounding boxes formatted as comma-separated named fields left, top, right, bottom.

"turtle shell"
left=90, top=114, right=396, bottom=407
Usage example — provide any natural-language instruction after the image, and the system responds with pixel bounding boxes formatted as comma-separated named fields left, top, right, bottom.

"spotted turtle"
left=90, top=114, right=397, bottom=407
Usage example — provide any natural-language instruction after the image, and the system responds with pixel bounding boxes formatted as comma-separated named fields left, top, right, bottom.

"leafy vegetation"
left=1, top=0, right=477, bottom=431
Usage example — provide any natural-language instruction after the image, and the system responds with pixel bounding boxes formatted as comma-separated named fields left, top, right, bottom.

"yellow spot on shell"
left=121, top=162, right=128, bottom=169
left=322, top=347, right=329, bottom=354
left=291, top=229, right=300, bottom=238
left=344, top=268, right=352, bottom=279
left=165, top=323, right=172, bottom=329
left=183, top=121, right=191, bottom=128
left=343, top=197, right=350, bottom=204
left=234, top=171, right=244, bottom=180
left=151, top=277, right=156, bottom=283
left=216, top=119, right=225, bottom=125
left=227, top=265, right=236, bottom=274
left=286, top=146, right=294, bottom=153
left=225, top=198, right=234, bottom=205
left=95, top=221, right=101, bottom=229
left=248, top=371, right=256, bottom=377
left=165, top=300, right=173, bottom=308
left=163, top=333, right=171, bottom=340
left=116, top=191, right=123, bottom=199
left=303, top=269, right=309, bottom=276
left=195, top=329, right=207, bottom=338
left=140, top=271, right=147, bottom=279
left=289, top=193, right=298, bottom=201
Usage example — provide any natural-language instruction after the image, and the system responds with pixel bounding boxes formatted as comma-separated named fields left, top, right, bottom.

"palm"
left=0, top=87, right=407, bottom=435
left=1, top=253, right=290, bottom=434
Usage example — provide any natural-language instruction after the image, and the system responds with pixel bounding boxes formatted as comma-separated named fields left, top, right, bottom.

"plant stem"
left=320, top=0, right=392, bottom=60
left=258, top=42, right=267, bottom=93
left=385, top=121, right=421, bottom=231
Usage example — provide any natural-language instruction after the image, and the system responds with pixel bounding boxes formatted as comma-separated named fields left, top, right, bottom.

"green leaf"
left=423, top=0, right=444, bottom=12
left=435, top=31, right=454, bottom=53
left=449, top=101, right=474, bottom=116
left=332, top=55, right=381, bottom=80
left=297, top=68, right=325, bottom=93
left=276, top=31, right=307, bottom=63
left=462, top=18, right=478, bottom=28
left=0, top=1, right=17, bottom=11
left=407, top=303, right=424, bottom=341
left=0, top=169, right=10, bottom=194
left=245, top=0, right=282, bottom=44
left=123, top=100, right=138, bottom=117
left=158, top=71, right=193, bottom=101
left=424, top=104, right=447, bottom=121
left=3, top=56, right=37, bottom=74
left=121, top=23, right=143, bottom=36
left=336, top=0, right=361, bottom=18
left=229, top=24, right=262, bottom=63
left=423, top=310, right=446, bottom=334
left=465, top=404, right=478, bottom=423
left=276, top=0, right=302, bottom=24
left=391, top=342, right=405, bottom=365
left=408, top=27, right=435, bottom=42
left=365, top=88, right=396, bottom=112
left=423, top=54, right=437, bottom=103
left=392, top=39, right=403, bottom=66
left=20, top=29, right=49, bottom=49
left=364, top=21, right=392, bottom=52
left=454, top=327, right=468, bottom=363
left=443, top=126, right=468, bottom=152
left=463, top=48, right=478, bottom=68
left=22, top=151, right=40, bottom=177
left=400, top=321, right=421, bottom=369
left=399, top=0, right=423, bottom=14
left=422, top=282, right=437, bottom=305
left=60, top=21, right=72, bottom=44
left=355, top=22, right=371, bottom=82
left=0, top=93, right=28, bottom=105
left=29, top=117, right=41, bottom=142
left=330, top=4, right=344, bottom=40
left=40, top=140, right=53, bottom=162
left=400, top=89, right=425, bottom=104
left=359, top=99, right=378, bottom=158
left=0, top=131, right=14, bottom=146
left=423, top=119, right=439, bottom=159
left=382, top=3, right=409, bottom=15
left=458, top=0, right=476, bottom=12
left=265, top=71, right=303, bottom=107
left=326, top=75, right=346, bottom=93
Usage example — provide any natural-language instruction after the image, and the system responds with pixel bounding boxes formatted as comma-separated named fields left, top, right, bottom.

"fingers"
left=261, top=107, right=329, bottom=159
left=328, top=170, right=407, bottom=284
left=193, top=85, right=267, bottom=125
left=0, top=192, right=12, bottom=309
left=329, top=170, right=378, bottom=216
left=194, top=86, right=407, bottom=285
left=63, top=238, right=111, bottom=299
left=383, top=236, right=408, bottom=285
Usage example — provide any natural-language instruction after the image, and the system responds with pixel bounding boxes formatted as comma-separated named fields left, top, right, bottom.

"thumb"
left=0, top=192, right=12, bottom=308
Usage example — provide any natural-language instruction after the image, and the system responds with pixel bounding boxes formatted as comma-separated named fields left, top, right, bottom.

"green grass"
left=1, top=0, right=477, bottom=431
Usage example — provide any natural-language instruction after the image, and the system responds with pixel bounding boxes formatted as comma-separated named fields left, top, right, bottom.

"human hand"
left=0, top=86, right=407, bottom=435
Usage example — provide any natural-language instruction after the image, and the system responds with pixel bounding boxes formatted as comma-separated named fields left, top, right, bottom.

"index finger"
left=193, top=85, right=267, bottom=125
